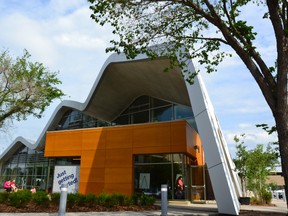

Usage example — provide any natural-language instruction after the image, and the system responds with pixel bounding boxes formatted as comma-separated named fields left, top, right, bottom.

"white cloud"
left=0, top=1, right=113, bottom=150
left=224, top=123, right=277, bottom=158
left=0, top=13, right=58, bottom=65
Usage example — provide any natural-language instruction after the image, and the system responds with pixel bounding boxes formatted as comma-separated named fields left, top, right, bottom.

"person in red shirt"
left=3, top=180, right=11, bottom=192
left=177, top=176, right=184, bottom=191
left=175, top=176, right=185, bottom=199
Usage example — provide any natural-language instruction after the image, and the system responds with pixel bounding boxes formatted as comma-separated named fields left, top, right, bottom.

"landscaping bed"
left=0, top=190, right=160, bottom=213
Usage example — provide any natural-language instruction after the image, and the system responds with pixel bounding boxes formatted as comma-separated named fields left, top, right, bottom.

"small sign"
left=52, top=165, right=80, bottom=193
left=139, top=173, right=150, bottom=189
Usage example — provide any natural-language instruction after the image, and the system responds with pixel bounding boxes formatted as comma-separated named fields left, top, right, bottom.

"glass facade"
left=56, top=110, right=110, bottom=130
left=54, top=95, right=197, bottom=131
left=133, top=153, right=209, bottom=201
left=134, top=154, right=189, bottom=200
left=1, top=146, right=54, bottom=191
left=1, top=147, right=81, bottom=191
left=112, top=96, right=197, bottom=131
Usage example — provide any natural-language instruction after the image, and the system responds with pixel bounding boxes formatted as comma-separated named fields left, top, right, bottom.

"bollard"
left=58, top=183, right=68, bottom=216
left=161, top=184, right=168, bottom=216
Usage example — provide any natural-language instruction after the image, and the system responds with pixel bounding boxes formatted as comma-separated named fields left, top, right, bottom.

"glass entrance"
left=134, top=153, right=195, bottom=200
left=190, top=165, right=206, bottom=202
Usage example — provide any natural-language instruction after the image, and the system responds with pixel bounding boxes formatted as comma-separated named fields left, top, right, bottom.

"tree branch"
left=267, top=0, right=284, bottom=62
left=201, top=0, right=277, bottom=112
left=267, top=0, right=287, bottom=108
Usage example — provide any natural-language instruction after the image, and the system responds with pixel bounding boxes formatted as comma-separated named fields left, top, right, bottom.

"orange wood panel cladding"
left=45, top=120, right=202, bottom=195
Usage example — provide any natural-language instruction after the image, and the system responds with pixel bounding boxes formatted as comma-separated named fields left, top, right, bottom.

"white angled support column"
left=186, top=73, right=241, bottom=215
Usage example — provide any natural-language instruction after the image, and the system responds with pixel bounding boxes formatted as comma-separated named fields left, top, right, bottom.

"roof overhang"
left=84, top=57, right=191, bottom=121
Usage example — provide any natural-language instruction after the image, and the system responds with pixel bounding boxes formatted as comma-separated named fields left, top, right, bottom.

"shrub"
left=124, top=195, right=134, bottom=206
left=103, top=193, right=126, bottom=208
left=85, top=193, right=97, bottom=207
left=75, top=193, right=86, bottom=206
left=111, top=193, right=125, bottom=206
left=131, top=193, right=140, bottom=205
left=97, top=193, right=108, bottom=206
left=250, top=196, right=260, bottom=205
left=31, top=191, right=50, bottom=206
left=103, top=195, right=114, bottom=208
left=8, top=190, right=32, bottom=208
left=50, top=192, right=60, bottom=205
left=139, top=194, right=156, bottom=206
left=66, top=193, right=78, bottom=208
left=262, top=191, right=272, bottom=204
left=118, top=194, right=127, bottom=206
left=0, top=192, right=9, bottom=203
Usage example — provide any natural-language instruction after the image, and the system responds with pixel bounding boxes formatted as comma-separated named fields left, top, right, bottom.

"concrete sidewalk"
left=0, top=199, right=286, bottom=216
left=240, top=198, right=287, bottom=214
left=167, top=198, right=287, bottom=215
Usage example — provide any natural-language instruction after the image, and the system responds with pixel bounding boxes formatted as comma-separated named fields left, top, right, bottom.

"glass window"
left=174, top=104, right=194, bottom=119
left=55, top=157, right=80, bottom=165
left=4, top=167, right=12, bottom=176
left=134, top=154, right=172, bottom=164
left=83, top=115, right=97, bottom=128
left=58, top=111, right=71, bottom=129
left=19, top=146, right=28, bottom=154
left=151, top=106, right=173, bottom=122
left=18, top=153, right=27, bottom=164
left=1, top=145, right=52, bottom=190
left=68, top=111, right=82, bottom=129
left=151, top=97, right=170, bottom=108
left=56, top=110, right=109, bottom=130
left=10, top=155, right=18, bottom=164
left=123, top=96, right=149, bottom=114
left=134, top=153, right=191, bottom=200
left=187, top=118, right=198, bottom=132
left=12, top=166, right=20, bottom=175
left=131, top=110, right=149, bottom=124
left=134, top=164, right=172, bottom=198
left=54, top=96, right=195, bottom=130
left=27, top=153, right=36, bottom=163
left=25, top=167, right=34, bottom=176
left=113, top=114, right=129, bottom=125
left=70, top=110, right=82, bottom=121
left=97, top=120, right=110, bottom=127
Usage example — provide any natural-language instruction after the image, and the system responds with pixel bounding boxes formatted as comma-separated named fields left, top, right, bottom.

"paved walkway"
left=240, top=198, right=287, bottom=214
left=0, top=199, right=286, bottom=216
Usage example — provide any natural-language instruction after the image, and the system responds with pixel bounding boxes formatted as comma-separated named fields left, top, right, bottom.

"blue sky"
left=0, top=1, right=278, bottom=163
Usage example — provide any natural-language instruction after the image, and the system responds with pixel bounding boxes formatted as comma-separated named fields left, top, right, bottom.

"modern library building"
left=0, top=50, right=241, bottom=215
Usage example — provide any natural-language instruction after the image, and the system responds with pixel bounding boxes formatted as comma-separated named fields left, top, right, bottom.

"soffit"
left=84, top=58, right=191, bottom=121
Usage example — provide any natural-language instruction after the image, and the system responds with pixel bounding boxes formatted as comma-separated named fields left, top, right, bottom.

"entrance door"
left=190, top=165, right=206, bottom=202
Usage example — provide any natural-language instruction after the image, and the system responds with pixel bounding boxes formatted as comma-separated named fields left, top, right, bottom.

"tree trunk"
left=275, top=35, right=288, bottom=208
left=275, top=118, right=288, bottom=209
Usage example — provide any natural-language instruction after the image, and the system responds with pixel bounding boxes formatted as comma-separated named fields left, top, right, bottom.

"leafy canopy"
left=88, top=0, right=274, bottom=82
left=0, top=49, right=64, bottom=128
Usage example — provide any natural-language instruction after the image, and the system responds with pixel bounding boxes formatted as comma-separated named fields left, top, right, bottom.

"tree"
left=233, top=134, right=249, bottom=197
left=246, top=143, right=279, bottom=204
left=233, top=134, right=279, bottom=204
left=0, top=49, right=64, bottom=128
left=88, top=0, right=288, bottom=208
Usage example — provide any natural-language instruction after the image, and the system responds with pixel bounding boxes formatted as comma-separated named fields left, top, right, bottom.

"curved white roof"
left=0, top=53, right=191, bottom=159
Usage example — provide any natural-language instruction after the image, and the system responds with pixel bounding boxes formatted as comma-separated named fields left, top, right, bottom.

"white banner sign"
left=52, top=165, right=80, bottom=193
left=139, top=173, right=150, bottom=189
